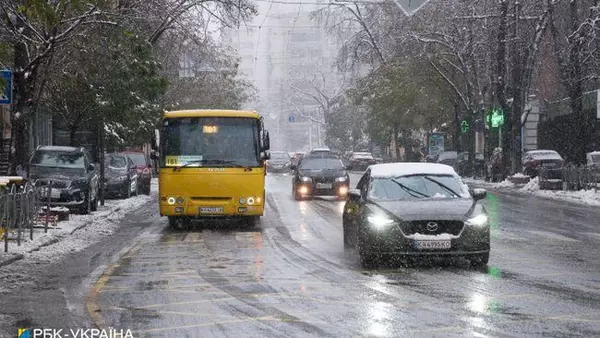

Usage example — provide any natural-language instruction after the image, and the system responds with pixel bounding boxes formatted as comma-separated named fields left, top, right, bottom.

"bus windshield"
left=161, top=117, right=260, bottom=167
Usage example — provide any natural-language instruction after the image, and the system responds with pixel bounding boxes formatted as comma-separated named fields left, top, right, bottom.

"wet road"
left=88, top=173, right=600, bottom=337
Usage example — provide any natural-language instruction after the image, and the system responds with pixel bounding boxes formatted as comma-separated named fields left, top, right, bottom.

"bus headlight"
left=247, top=197, right=255, bottom=205
left=167, top=197, right=176, bottom=205
left=176, top=197, right=185, bottom=204
left=239, top=197, right=247, bottom=204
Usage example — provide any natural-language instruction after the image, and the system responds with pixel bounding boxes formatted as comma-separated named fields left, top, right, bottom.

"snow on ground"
left=0, top=179, right=157, bottom=263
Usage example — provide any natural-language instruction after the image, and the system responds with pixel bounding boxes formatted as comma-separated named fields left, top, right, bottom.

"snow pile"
left=495, top=179, right=516, bottom=188
left=520, top=176, right=540, bottom=192
left=511, top=172, right=529, bottom=178
left=0, top=194, right=153, bottom=262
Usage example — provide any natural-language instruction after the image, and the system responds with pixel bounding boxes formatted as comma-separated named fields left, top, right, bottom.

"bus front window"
left=162, top=117, right=260, bottom=167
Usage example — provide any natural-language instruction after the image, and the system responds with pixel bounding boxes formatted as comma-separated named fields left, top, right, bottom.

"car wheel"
left=342, top=218, right=352, bottom=248
left=168, top=216, right=185, bottom=230
left=243, top=216, right=259, bottom=227
left=358, top=230, right=377, bottom=268
left=470, top=252, right=490, bottom=267
left=79, top=193, right=91, bottom=215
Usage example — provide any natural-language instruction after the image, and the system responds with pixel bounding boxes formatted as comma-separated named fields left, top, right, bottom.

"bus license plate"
left=199, top=207, right=224, bottom=214
left=414, top=240, right=451, bottom=250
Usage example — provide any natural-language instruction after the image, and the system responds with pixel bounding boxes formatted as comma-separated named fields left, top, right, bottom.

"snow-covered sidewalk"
left=463, top=176, right=600, bottom=206
left=0, top=179, right=156, bottom=267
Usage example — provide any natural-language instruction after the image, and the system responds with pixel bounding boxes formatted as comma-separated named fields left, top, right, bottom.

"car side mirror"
left=262, top=131, right=270, bottom=151
left=348, top=189, right=362, bottom=202
left=88, top=164, right=95, bottom=171
left=472, top=188, right=487, bottom=201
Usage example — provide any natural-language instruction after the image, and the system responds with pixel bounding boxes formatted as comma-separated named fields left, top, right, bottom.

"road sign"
left=428, top=132, right=445, bottom=156
left=390, top=0, right=432, bottom=16
left=288, top=115, right=296, bottom=123
left=0, top=70, right=12, bottom=105
left=460, top=119, right=469, bottom=133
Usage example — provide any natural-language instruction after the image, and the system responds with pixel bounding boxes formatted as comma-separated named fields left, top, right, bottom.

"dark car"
left=522, top=150, right=564, bottom=177
left=342, top=163, right=489, bottom=268
left=266, top=151, right=292, bottom=173
left=103, top=153, right=139, bottom=198
left=347, top=152, right=376, bottom=171
left=291, top=157, right=350, bottom=200
left=436, top=151, right=458, bottom=167
left=29, top=146, right=99, bottom=214
left=123, top=151, right=152, bottom=195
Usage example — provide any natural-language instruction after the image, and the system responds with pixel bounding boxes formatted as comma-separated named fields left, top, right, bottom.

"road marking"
left=135, top=316, right=299, bottom=334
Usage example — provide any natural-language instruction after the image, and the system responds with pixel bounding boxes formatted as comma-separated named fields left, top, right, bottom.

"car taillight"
left=142, top=168, right=150, bottom=174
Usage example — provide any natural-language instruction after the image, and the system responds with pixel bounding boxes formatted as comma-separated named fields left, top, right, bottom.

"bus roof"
left=163, top=109, right=260, bottom=119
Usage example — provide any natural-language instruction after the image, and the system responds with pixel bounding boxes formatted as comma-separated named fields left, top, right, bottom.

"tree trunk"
left=510, top=1, right=523, bottom=174
left=69, top=124, right=79, bottom=146
left=11, top=38, right=34, bottom=175
left=568, top=0, right=586, bottom=164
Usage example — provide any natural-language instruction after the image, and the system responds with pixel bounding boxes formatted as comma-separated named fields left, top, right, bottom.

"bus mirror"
left=153, top=129, right=160, bottom=150
left=262, top=131, right=270, bottom=151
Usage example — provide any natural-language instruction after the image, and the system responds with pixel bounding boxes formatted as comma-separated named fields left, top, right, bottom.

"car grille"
left=400, top=220, right=464, bottom=236
left=37, top=179, right=70, bottom=189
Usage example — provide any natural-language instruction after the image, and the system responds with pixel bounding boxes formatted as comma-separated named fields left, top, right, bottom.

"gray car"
left=342, top=163, right=489, bottom=268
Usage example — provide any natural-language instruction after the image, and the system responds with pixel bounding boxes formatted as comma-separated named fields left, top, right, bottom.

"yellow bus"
left=154, top=109, right=270, bottom=228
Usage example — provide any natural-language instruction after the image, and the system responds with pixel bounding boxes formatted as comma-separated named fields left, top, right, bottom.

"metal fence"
left=1, top=182, right=44, bottom=252
left=539, top=165, right=600, bottom=191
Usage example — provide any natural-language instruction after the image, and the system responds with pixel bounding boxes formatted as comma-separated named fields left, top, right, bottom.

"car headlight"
left=367, top=212, right=396, bottom=230
left=300, top=177, right=312, bottom=182
left=466, top=214, right=489, bottom=227
left=335, top=176, right=347, bottom=182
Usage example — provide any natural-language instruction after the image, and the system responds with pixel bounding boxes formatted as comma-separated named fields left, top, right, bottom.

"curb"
left=0, top=253, right=24, bottom=268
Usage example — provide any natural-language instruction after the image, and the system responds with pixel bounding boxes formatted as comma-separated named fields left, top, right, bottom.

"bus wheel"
left=168, top=216, right=185, bottom=230
left=243, top=216, right=259, bottom=227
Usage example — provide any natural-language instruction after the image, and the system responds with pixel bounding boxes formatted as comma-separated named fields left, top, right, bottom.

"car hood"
left=299, top=168, right=346, bottom=178
left=29, top=167, right=85, bottom=181
left=374, top=199, right=475, bottom=221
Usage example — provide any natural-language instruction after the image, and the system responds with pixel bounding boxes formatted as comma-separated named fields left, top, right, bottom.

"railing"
left=538, top=165, right=600, bottom=191
left=1, top=178, right=65, bottom=253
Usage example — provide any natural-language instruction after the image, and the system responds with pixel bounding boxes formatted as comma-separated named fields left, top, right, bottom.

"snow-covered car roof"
left=527, top=150, right=563, bottom=160
left=352, top=152, right=374, bottom=158
left=369, top=163, right=458, bottom=178
left=37, top=146, right=81, bottom=152
left=311, top=148, right=331, bottom=152
left=587, top=151, right=600, bottom=156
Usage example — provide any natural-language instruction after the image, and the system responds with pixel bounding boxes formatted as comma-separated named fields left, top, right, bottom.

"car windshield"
left=125, top=153, right=147, bottom=166
left=162, top=117, right=260, bottom=167
left=369, top=175, right=468, bottom=200
left=105, top=155, right=127, bottom=170
left=299, top=158, right=344, bottom=170
left=591, top=154, right=600, bottom=163
left=31, top=150, right=85, bottom=169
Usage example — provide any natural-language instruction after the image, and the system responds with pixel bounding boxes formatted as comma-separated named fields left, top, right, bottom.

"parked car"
left=266, top=151, right=292, bottom=173
left=103, top=153, right=139, bottom=198
left=522, top=150, right=564, bottom=177
left=586, top=151, right=600, bottom=182
left=291, top=156, right=350, bottom=200
left=122, top=151, right=152, bottom=195
left=347, top=152, right=377, bottom=171
left=28, top=146, right=99, bottom=214
left=342, top=163, right=489, bottom=268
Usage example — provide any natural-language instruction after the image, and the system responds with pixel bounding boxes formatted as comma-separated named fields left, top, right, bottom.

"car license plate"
left=316, top=183, right=332, bottom=189
left=414, top=240, right=451, bottom=250
left=199, top=207, right=224, bottom=214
